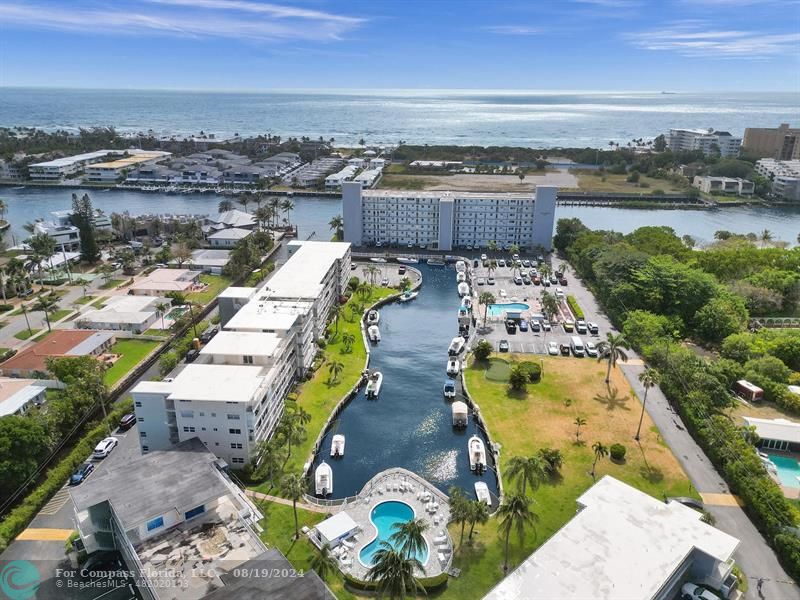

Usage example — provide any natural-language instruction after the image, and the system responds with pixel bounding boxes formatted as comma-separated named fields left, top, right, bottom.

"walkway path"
left=246, top=490, right=333, bottom=514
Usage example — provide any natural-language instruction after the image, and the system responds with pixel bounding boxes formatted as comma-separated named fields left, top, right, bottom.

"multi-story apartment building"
left=743, top=123, right=800, bottom=160
left=692, top=175, right=754, bottom=196
left=33, top=210, right=81, bottom=251
left=131, top=241, right=352, bottom=464
left=755, top=159, right=800, bottom=202
left=667, top=129, right=741, bottom=157
left=29, top=149, right=170, bottom=181
left=84, top=151, right=171, bottom=182
left=342, top=182, right=557, bottom=251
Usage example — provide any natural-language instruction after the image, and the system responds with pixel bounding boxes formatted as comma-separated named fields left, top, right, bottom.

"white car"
left=542, top=320, right=552, bottom=331
left=476, top=277, right=486, bottom=285
left=93, top=436, right=119, bottom=459
left=481, top=253, right=487, bottom=261
left=585, top=341, right=598, bottom=357
left=499, top=289, right=507, bottom=298
left=547, top=341, right=559, bottom=355
left=681, top=583, right=721, bottom=600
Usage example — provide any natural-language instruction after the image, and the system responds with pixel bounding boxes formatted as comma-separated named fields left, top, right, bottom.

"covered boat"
left=315, top=462, right=333, bottom=496
left=369, top=257, right=387, bottom=263
left=468, top=435, right=487, bottom=473
left=366, top=309, right=380, bottom=325
left=447, top=358, right=460, bottom=376
left=448, top=336, right=465, bottom=355
left=461, top=296, right=473, bottom=310
left=368, top=325, right=381, bottom=342
left=456, top=271, right=466, bottom=283
left=427, top=259, right=445, bottom=266
left=474, top=481, right=492, bottom=506
left=458, top=282, right=470, bottom=297
left=330, top=434, right=346, bottom=458
left=366, top=371, right=383, bottom=398
left=452, top=401, right=468, bottom=427
left=455, top=260, right=467, bottom=272
left=443, top=379, right=456, bottom=399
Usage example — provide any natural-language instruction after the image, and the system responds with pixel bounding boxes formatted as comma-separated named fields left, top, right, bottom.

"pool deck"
left=307, top=467, right=453, bottom=581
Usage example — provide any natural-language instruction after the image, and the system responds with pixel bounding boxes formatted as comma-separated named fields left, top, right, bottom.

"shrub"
left=626, top=171, right=640, bottom=183
left=609, top=443, right=626, bottom=461
left=347, top=276, right=360, bottom=292
left=159, top=351, right=178, bottom=376
left=508, top=365, right=529, bottom=392
left=653, top=188, right=665, bottom=195
left=0, top=304, right=13, bottom=312
left=472, top=339, right=492, bottom=361
left=566, top=295, right=584, bottom=320
left=774, top=533, right=800, bottom=581
left=316, top=338, right=327, bottom=349
left=538, top=447, right=564, bottom=474
left=518, top=361, right=542, bottom=383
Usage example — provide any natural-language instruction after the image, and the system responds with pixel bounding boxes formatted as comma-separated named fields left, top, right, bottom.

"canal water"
left=311, top=263, right=500, bottom=501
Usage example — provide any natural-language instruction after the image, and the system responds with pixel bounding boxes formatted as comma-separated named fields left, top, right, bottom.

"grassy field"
left=568, top=169, right=684, bottom=194
left=49, top=309, right=74, bottom=322
left=378, top=174, right=438, bottom=190
left=256, top=500, right=359, bottom=600
left=75, top=295, right=96, bottom=305
left=190, top=274, right=233, bottom=306
left=103, top=339, right=161, bottom=387
left=444, top=354, right=696, bottom=599
left=143, top=328, right=172, bottom=337
left=14, top=328, right=41, bottom=341
left=99, top=278, right=124, bottom=290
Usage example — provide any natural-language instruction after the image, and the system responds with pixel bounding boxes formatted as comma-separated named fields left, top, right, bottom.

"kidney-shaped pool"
left=358, top=500, right=429, bottom=567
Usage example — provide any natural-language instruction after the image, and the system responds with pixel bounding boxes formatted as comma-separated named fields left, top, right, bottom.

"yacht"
left=368, top=325, right=381, bottom=342
left=448, top=336, right=465, bottom=355
left=315, top=462, right=333, bottom=496
left=468, top=436, right=488, bottom=473
left=458, top=282, right=470, bottom=297
left=427, top=259, right=445, bottom=266
left=330, top=434, right=346, bottom=458
left=398, top=290, right=418, bottom=302
left=443, top=379, right=456, bottom=399
left=365, top=371, right=383, bottom=398
left=455, top=260, right=467, bottom=272
left=461, top=296, right=472, bottom=310
left=366, top=309, right=380, bottom=325
left=370, top=257, right=387, bottom=263
left=474, top=481, right=492, bottom=506
left=456, top=271, right=466, bottom=283
left=447, top=358, right=460, bottom=376
left=397, top=257, right=419, bottom=264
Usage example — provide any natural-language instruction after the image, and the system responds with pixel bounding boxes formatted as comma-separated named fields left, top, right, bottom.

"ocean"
left=1, top=88, right=798, bottom=148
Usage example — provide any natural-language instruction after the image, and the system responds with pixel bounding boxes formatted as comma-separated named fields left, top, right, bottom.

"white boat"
left=456, top=271, right=466, bottom=283
left=469, top=436, right=488, bottom=473
left=461, top=296, right=472, bottom=310
left=398, top=290, right=418, bottom=302
left=368, top=325, right=381, bottom=342
left=455, top=260, right=467, bottom=272
left=330, top=434, right=346, bottom=458
left=315, top=462, right=333, bottom=496
left=458, top=282, right=470, bottom=297
left=370, top=257, right=387, bottom=263
left=366, top=309, right=380, bottom=325
left=397, top=257, right=419, bottom=264
left=443, top=379, right=456, bottom=399
left=474, top=481, right=492, bottom=506
left=427, top=259, right=445, bottom=266
left=448, top=336, right=465, bottom=355
left=365, top=371, right=383, bottom=398
left=447, top=358, right=460, bottom=376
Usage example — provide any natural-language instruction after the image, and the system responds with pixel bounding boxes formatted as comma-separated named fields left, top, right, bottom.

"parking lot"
left=465, top=255, right=607, bottom=356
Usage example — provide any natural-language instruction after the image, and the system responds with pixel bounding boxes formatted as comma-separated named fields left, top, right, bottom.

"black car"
left=200, top=326, right=218, bottom=344
left=473, top=259, right=480, bottom=268
left=185, top=348, right=200, bottom=363
left=559, top=343, right=571, bottom=355
left=80, top=551, right=123, bottom=578
left=530, top=320, right=541, bottom=332
left=499, top=339, right=510, bottom=352
left=69, top=462, right=95, bottom=486
left=398, top=265, right=407, bottom=274
left=118, top=412, right=136, bottom=431
left=505, top=319, right=517, bottom=334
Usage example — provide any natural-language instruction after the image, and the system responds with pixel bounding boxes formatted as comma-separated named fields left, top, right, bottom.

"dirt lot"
left=378, top=170, right=578, bottom=192
left=567, top=169, right=684, bottom=193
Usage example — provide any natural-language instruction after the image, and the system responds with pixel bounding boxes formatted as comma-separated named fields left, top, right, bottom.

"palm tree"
left=329, top=303, right=341, bottom=333
left=506, top=455, right=547, bottom=495
left=597, top=332, right=630, bottom=384
left=357, top=280, right=373, bottom=300
left=281, top=198, right=294, bottom=228
left=155, top=301, right=170, bottom=329
left=448, top=486, right=470, bottom=545
left=487, top=240, right=498, bottom=255
left=635, top=367, right=661, bottom=441
left=254, top=206, right=272, bottom=232
left=574, top=416, right=587, bottom=444
left=759, top=229, right=773, bottom=248
left=34, top=292, right=59, bottom=332
left=366, top=541, right=425, bottom=599
left=251, top=439, right=282, bottom=490
left=467, top=500, right=490, bottom=541
left=329, top=215, right=344, bottom=240
left=0, top=198, right=6, bottom=222
left=310, top=543, right=338, bottom=582
left=237, top=193, right=252, bottom=214
left=591, top=442, right=608, bottom=481
left=342, top=331, right=356, bottom=353
left=487, top=259, right=498, bottom=278
left=218, top=199, right=233, bottom=213
left=327, top=359, right=344, bottom=384
left=497, top=494, right=538, bottom=574
left=389, top=518, right=428, bottom=559
left=269, top=196, right=281, bottom=228
left=537, top=447, right=564, bottom=476
left=479, top=291, right=496, bottom=327
left=280, top=472, right=307, bottom=539
left=539, top=291, right=558, bottom=320
left=509, top=243, right=520, bottom=258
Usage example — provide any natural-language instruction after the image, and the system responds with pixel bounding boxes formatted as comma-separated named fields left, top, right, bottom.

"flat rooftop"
left=218, top=286, right=256, bottom=300
left=743, top=416, right=800, bottom=444
left=200, top=331, right=283, bottom=358
left=0, top=379, right=47, bottom=417
left=362, top=188, right=539, bottom=200
left=483, top=476, right=739, bottom=600
left=260, top=241, right=349, bottom=300
left=168, top=364, right=265, bottom=402
left=88, top=152, right=168, bottom=170
left=224, top=298, right=312, bottom=332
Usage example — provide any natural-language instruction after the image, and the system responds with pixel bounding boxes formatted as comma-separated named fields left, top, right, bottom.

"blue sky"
left=0, top=0, right=798, bottom=91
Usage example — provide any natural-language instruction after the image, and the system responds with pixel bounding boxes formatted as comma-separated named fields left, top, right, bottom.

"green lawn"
left=377, top=174, right=438, bottom=190
left=99, top=279, right=124, bottom=290
left=49, top=309, right=74, bottom=322
left=445, top=355, right=697, bottom=599
left=14, top=328, right=41, bottom=341
left=190, top=274, right=233, bottom=305
left=256, top=500, right=358, bottom=600
left=75, top=295, right=96, bottom=305
left=143, top=328, right=172, bottom=337
left=103, top=339, right=162, bottom=387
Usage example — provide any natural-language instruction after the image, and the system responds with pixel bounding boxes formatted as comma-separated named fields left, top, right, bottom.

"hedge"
left=566, top=295, right=584, bottom=320
left=0, top=399, right=133, bottom=554
left=344, top=571, right=448, bottom=593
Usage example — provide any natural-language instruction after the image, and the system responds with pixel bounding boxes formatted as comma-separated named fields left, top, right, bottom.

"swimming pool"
left=487, top=302, right=529, bottom=317
left=766, top=453, right=800, bottom=489
left=358, top=501, right=429, bottom=567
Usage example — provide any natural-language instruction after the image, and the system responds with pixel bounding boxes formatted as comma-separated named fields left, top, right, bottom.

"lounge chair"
left=438, top=552, right=448, bottom=563
left=434, top=515, right=440, bottom=525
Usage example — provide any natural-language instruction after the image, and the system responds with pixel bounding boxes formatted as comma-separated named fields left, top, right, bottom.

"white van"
left=570, top=336, right=585, bottom=357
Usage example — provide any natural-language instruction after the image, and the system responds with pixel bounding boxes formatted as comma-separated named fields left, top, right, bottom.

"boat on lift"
left=330, top=434, right=346, bottom=458
left=447, top=358, right=460, bottom=376
left=398, top=290, right=419, bottom=302
left=443, top=379, right=456, bottom=399
left=461, top=296, right=472, bottom=310
left=366, top=309, right=380, bottom=325
left=458, top=282, right=470, bottom=297
left=456, top=271, right=466, bottom=283
left=370, top=257, right=387, bottom=263
left=368, top=325, right=381, bottom=342
left=455, top=260, right=467, bottom=272
left=474, top=481, right=492, bottom=505
left=448, top=336, right=465, bottom=355
left=365, top=371, right=383, bottom=398
left=315, top=461, right=333, bottom=496
left=468, top=436, right=487, bottom=473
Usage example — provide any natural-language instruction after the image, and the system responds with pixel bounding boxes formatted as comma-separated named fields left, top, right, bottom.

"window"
left=185, top=505, right=205, bottom=520
left=243, top=355, right=254, bottom=364
left=231, top=457, right=245, bottom=464
left=138, top=417, right=144, bottom=422
left=183, top=426, right=196, bottom=433
left=135, top=401, right=142, bottom=407
left=230, top=443, right=243, bottom=449
left=227, top=414, right=240, bottom=420
left=229, top=428, right=242, bottom=435
left=142, top=445, right=149, bottom=452
left=140, top=431, right=147, bottom=438
left=180, top=410, right=194, bottom=418
left=146, top=516, right=165, bottom=532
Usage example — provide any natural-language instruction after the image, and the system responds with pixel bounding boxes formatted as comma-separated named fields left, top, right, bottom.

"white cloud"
left=625, top=22, right=800, bottom=59
left=482, top=25, right=542, bottom=35
left=0, top=1, right=364, bottom=41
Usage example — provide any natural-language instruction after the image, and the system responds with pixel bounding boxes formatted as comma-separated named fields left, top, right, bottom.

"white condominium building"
left=342, top=182, right=557, bottom=251
left=667, top=128, right=741, bottom=157
left=29, top=149, right=170, bottom=181
left=131, top=241, right=352, bottom=465
left=755, top=159, right=800, bottom=201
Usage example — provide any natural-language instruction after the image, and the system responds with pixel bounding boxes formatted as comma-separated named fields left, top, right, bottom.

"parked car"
left=80, top=551, right=122, bottom=579
left=498, top=259, right=506, bottom=267
left=487, top=277, right=495, bottom=285
left=185, top=348, right=200, bottom=363
left=533, top=275, right=541, bottom=285
left=576, top=320, right=587, bottom=334
left=681, top=583, right=721, bottom=600
left=543, top=279, right=551, bottom=287
left=559, top=343, right=570, bottom=356
left=585, top=341, right=598, bottom=357
left=548, top=341, right=559, bottom=355
left=69, top=462, right=95, bottom=486
left=351, top=263, right=358, bottom=270
left=93, top=437, right=118, bottom=459
left=476, top=277, right=485, bottom=285
left=514, top=275, right=523, bottom=285
left=562, top=320, right=575, bottom=332
left=522, top=275, right=531, bottom=285
left=499, top=339, right=510, bottom=352
left=398, top=265, right=406, bottom=274
left=473, top=259, right=479, bottom=268
left=522, top=259, right=531, bottom=267
left=559, top=277, right=568, bottom=285
left=550, top=275, right=558, bottom=284
left=512, top=253, right=519, bottom=261
left=530, top=319, right=541, bottom=332
left=588, top=322, right=599, bottom=334
left=519, top=319, right=528, bottom=332
left=200, top=326, right=218, bottom=344
left=481, top=253, right=488, bottom=261
left=542, top=319, right=551, bottom=331
left=118, top=413, right=136, bottom=431
left=505, top=319, right=517, bottom=334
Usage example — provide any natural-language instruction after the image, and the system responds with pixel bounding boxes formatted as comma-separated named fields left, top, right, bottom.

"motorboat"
left=469, top=436, right=488, bottom=473
left=452, top=401, right=468, bottom=427
left=443, top=380, right=456, bottom=399
left=365, top=371, right=383, bottom=398
left=447, top=358, right=460, bottom=376
left=397, top=257, right=419, bottom=264
left=458, top=282, right=470, bottom=297
left=455, top=260, right=467, bottom=272
left=398, top=290, right=419, bottom=302
left=368, top=325, right=381, bottom=342
left=461, top=296, right=472, bottom=310
left=427, top=259, right=445, bottom=266
left=456, top=271, right=466, bottom=283
left=448, top=336, right=466, bottom=355
left=315, top=462, right=333, bottom=496
left=366, top=309, right=380, bottom=325
left=474, top=481, right=492, bottom=506
left=330, top=434, right=346, bottom=458
left=370, top=257, right=387, bottom=263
